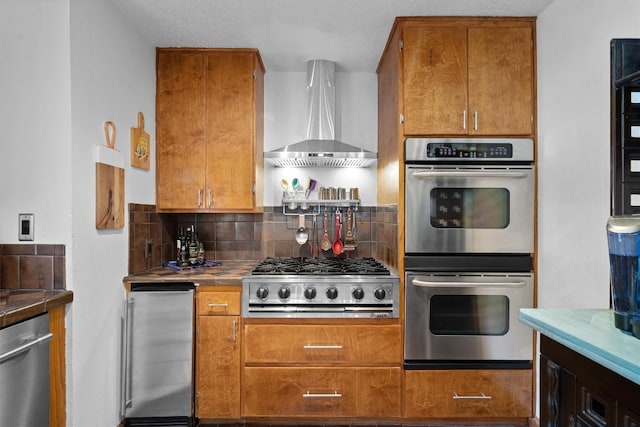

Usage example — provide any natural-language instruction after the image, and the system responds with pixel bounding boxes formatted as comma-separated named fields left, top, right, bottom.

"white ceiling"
left=108, top=0, right=555, bottom=72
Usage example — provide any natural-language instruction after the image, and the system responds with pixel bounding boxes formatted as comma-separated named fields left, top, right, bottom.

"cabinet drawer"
left=244, top=324, right=401, bottom=364
left=405, top=369, right=533, bottom=418
left=243, top=367, right=401, bottom=417
left=197, top=291, right=240, bottom=315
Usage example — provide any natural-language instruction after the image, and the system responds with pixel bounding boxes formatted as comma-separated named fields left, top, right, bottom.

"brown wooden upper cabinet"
left=400, top=19, right=535, bottom=136
left=156, top=48, right=265, bottom=212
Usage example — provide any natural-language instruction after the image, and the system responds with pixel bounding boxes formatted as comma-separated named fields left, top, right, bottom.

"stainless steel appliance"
left=121, top=283, right=195, bottom=427
left=242, top=257, right=399, bottom=318
left=403, top=138, right=535, bottom=368
left=265, top=60, right=376, bottom=168
left=0, top=313, right=52, bottom=427
left=405, top=137, right=535, bottom=269
left=404, top=272, right=533, bottom=368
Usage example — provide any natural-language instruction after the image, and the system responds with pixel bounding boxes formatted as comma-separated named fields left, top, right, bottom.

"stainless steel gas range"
left=242, top=257, right=399, bottom=318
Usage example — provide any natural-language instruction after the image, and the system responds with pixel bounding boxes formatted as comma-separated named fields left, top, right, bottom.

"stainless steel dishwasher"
left=121, top=282, right=195, bottom=427
left=0, top=313, right=52, bottom=427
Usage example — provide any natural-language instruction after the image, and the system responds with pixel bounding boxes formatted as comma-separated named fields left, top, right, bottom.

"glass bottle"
left=188, top=224, right=199, bottom=265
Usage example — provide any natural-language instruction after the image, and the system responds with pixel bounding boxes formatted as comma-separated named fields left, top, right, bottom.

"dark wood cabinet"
left=540, top=335, right=640, bottom=427
left=611, top=39, right=640, bottom=215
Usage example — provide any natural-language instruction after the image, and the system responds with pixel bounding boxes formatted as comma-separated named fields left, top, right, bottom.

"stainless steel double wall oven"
left=404, top=138, right=535, bottom=369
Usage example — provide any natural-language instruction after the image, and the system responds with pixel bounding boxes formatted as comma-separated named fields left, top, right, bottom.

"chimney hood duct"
left=265, top=60, right=377, bottom=168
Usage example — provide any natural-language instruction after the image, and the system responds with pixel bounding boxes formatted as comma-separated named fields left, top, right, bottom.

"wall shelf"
left=281, top=196, right=360, bottom=216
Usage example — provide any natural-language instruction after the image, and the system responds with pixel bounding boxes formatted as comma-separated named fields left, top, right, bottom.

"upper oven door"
left=405, top=164, right=535, bottom=254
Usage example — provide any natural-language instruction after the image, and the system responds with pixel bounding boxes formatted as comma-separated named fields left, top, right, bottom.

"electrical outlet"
left=18, top=213, right=34, bottom=241
left=145, top=238, right=153, bottom=258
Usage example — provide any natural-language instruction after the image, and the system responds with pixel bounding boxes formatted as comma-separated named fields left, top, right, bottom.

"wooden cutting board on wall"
left=96, top=121, right=125, bottom=229
left=96, top=162, right=125, bottom=229
left=130, top=112, right=150, bottom=169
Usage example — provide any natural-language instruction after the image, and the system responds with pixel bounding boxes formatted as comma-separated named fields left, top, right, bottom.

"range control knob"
left=304, top=287, right=317, bottom=300
left=352, top=287, right=365, bottom=300
left=326, top=287, right=338, bottom=300
left=256, top=287, right=269, bottom=300
left=374, top=287, right=387, bottom=300
left=278, top=286, right=291, bottom=300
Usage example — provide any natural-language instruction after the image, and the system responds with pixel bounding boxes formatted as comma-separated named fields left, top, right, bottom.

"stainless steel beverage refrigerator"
left=121, top=282, right=195, bottom=427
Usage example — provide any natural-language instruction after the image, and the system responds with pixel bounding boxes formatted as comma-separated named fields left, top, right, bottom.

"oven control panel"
left=242, top=277, right=399, bottom=318
left=427, top=142, right=512, bottom=159
left=405, top=137, right=534, bottom=163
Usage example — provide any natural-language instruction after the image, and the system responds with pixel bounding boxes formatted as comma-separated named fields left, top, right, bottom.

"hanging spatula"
left=343, top=207, right=356, bottom=251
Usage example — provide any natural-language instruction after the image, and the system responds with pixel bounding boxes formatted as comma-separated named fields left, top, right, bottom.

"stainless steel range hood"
left=265, top=60, right=376, bottom=168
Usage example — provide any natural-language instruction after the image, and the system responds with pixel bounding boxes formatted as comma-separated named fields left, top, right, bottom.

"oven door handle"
left=411, top=170, right=529, bottom=179
left=411, top=279, right=527, bottom=288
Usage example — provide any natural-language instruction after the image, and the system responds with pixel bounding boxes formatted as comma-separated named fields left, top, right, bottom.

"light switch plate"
left=18, top=213, right=34, bottom=241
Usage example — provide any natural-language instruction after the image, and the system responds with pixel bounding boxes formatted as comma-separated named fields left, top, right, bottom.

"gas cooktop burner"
left=250, top=257, right=391, bottom=275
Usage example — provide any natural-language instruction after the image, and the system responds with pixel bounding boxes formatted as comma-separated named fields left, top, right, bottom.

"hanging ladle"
left=295, top=214, right=309, bottom=245
left=332, top=209, right=343, bottom=255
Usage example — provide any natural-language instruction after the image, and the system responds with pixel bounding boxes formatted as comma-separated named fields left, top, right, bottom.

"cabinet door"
left=540, top=355, right=577, bottom=427
left=403, top=25, right=468, bottom=135
left=196, top=316, right=240, bottom=419
left=468, top=26, right=534, bottom=135
left=205, top=52, right=258, bottom=210
left=156, top=51, right=207, bottom=209
left=619, top=405, right=640, bottom=427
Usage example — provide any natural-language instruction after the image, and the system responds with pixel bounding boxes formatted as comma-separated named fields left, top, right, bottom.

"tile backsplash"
left=128, top=203, right=398, bottom=275
left=0, top=244, right=66, bottom=289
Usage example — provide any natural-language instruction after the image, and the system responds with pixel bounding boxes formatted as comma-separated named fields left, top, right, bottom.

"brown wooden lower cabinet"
left=196, top=287, right=241, bottom=419
left=404, top=369, right=533, bottom=419
left=243, top=367, right=401, bottom=417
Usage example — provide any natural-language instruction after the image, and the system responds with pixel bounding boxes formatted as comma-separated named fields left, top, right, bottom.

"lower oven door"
left=404, top=272, right=533, bottom=366
left=405, top=164, right=534, bottom=254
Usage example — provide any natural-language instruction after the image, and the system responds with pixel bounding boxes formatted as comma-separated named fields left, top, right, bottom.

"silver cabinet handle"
left=197, top=189, right=203, bottom=208
left=208, top=303, right=228, bottom=308
left=462, top=110, right=467, bottom=131
left=412, top=170, right=529, bottom=179
left=453, top=392, right=492, bottom=400
left=303, top=391, right=342, bottom=398
left=232, top=319, right=237, bottom=343
left=0, top=332, right=53, bottom=363
left=412, top=279, right=526, bottom=288
left=303, top=344, right=343, bottom=349
left=207, top=189, right=212, bottom=208
left=473, top=110, right=479, bottom=131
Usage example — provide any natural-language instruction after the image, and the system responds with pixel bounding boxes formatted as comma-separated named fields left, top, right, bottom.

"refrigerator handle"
left=120, top=296, right=134, bottom=417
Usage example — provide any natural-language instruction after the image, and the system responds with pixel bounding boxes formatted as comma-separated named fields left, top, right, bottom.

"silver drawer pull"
left=303, top=391, right=342, bottom=398
left=453, top=392, right=492, bottom=400
left=303, top=344, right=343, bottom=349
left=208, top=303, right=228, bottom=308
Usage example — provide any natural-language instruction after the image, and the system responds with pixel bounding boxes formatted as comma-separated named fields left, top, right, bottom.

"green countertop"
left=519, top=308, right=640, bottom=386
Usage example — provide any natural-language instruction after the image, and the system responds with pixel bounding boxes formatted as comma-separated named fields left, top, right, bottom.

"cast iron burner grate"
left=251, top=257, right=391, bottom=275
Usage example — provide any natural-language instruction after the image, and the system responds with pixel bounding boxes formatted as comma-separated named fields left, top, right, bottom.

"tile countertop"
left=519, top=308, right=640, bottom=386
left=0, top=289, right=73, bottom=328
left=123, top=260, right=259, bottom=286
